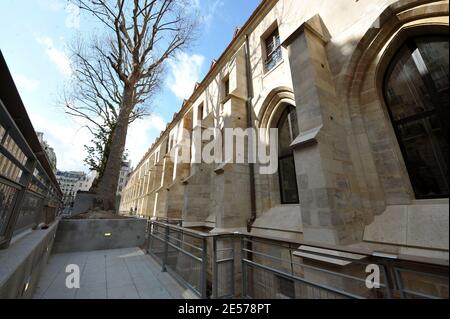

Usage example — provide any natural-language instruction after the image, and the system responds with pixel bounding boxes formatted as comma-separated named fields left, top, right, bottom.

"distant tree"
left=65, top=0, right=197, bottom=210
left=83, top=127, right=113, bottom=190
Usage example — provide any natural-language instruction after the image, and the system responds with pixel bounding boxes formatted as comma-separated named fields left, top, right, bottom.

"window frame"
left=383, top=35, right=449, bottom=200
left=264, top=28, right=282, bottom=72
left=221, top=76, right=231, bottom=104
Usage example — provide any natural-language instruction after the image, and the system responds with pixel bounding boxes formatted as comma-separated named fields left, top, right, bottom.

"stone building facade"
left=36, top=132, right=57, bottom=176
left=120, top=0, right=449, bottom=262
left=56, top=171, right=95, bottom=206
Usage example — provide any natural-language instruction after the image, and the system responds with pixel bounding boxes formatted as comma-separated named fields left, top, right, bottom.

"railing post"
left=380, top=263, right=393, bottom=299
left=147, top=220, right=152, bottom=254
left=212, top=236, right=218, bottom=299
left=231, top=236, right=235, bottom=298
left=394, top=268, right=406, bottom=299
left=162, top=224, right=169, bottom=272
left=241, top=236, right=247, bottom=298
left=200, top=236, right=208, bottom=299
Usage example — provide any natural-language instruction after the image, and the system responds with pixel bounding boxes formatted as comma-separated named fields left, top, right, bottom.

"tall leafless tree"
left=63, top=38, right=149, bottom=190
left=66, top=0, right=197, bottom=210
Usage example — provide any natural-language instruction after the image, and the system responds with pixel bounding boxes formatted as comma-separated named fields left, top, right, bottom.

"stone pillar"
left=213, top=97, right=252, bottom=230
left=283, top=16, right=365, bottom=245
left=182, top=122, right=215, bottom=226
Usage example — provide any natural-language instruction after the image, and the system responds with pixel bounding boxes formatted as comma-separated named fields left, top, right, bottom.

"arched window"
left=278, top=106, right=299, bottom=204
left=384, top=36, right=449, bottom=199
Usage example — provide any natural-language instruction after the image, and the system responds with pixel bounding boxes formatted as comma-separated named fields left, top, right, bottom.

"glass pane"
left=385, top=37, right=449, bottom=199
left=417, top=38, right=449, bottom=93
left=385, top=46, right=434, bottom=121
left=266, top=38, right=275, bottom=55
left=265, top=29, right=282, bottom=71
left=398, top=114, right=448, bottom=197
left=279, top=156, right=299, bottom=204
left=13, top=192, right=42, bottom=235
left=0, top=183, right=18, bottom=237
left=416, top=38, right=449, bottom=137
left=289, top=109, right=299, bottom=139
left=278, top=111, right=292, bottom=157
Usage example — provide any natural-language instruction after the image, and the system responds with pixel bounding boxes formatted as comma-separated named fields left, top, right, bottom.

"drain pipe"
left=244, top=34, right=257, bottom=233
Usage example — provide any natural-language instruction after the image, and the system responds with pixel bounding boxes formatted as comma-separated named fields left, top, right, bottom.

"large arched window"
left=278, top=106, right=299, bottom=204
left=384, top=36, right=449, bottom=199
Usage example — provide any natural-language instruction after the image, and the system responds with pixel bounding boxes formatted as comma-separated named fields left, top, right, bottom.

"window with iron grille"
left=265, top=28, right=282, bottom=71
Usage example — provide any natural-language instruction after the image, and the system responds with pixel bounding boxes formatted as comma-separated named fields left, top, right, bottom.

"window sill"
left=263, top=59, right=284, bottom=78
left=220, top=95, right=231, bottom=105
left=411, top=198, right=449, bottom=205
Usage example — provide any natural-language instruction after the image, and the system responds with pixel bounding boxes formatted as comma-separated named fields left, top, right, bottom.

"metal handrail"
left=1, top=99, right=62, bottom=248
left=241, top=247, right=389, bottom=288
left=153, top=220, right=449, bottom=268
left=148, top=220, right=449, bottom=299
left=242, top=258, right=363, bottom=299
left=0, top=101, right=60, bottom=196
left=150, top=227, right=206, bottom=254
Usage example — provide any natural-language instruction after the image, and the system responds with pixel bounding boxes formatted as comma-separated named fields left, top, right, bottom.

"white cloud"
left=202, top=0, right=224, bottom=28
left=190, top=0, right=224, bottom=28
left=13, top=74, right=40, bottom=93
left=37, top=0, right=80, bottom=29
left=65, top=4, right=80, bottom=29
left=29, top=112, right=92, bottom=172
left=36, top=36, right=73, bottom=77
left=167, top=52, right=205, bottom=100
left=126, top=114, right=167, bottom=167
left=29, top=104, right=166, bottom=172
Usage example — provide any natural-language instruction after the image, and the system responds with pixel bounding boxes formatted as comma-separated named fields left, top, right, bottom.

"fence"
left=394, top=266, right=449, bottom=299
left=0, top=99, right=61, bottom=248
left=147, top=220, right=237, bottom=299
left=148, top=221, right=208, bottom=298
left=147, top=220, right=448, bottom=300
left=241, top=237, right=391, bottom=299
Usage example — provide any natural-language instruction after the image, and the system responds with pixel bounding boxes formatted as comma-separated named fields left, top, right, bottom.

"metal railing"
left=147, top=220, right=448, bottom=299
left=147, top=220, right=237, bottom=299
left=148, top=221, right=209, bottom=298
left=213, top=235, right=237, bottom=299
left=0, top=100, right=62, bottom=248
left=241, top=237, right=390, bottom=299
left=241, top=236, right=449, bottom=299
left=394, top=267, right=449, bottom=299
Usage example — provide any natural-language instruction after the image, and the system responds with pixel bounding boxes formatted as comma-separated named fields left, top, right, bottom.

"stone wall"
left=0, top=222, right=58, bottom=299
left=52, top=219, right=146, bottom=253
left=119, top=0, right=449, bottom=261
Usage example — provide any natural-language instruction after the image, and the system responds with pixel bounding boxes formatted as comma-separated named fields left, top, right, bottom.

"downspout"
left=244, top=34, right=257, bottom=233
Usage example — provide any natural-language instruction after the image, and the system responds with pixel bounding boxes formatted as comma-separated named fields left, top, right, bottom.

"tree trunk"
left=95, top=89, right=133, bottom=211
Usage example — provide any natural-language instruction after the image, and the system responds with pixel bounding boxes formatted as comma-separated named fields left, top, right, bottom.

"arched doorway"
left=384, top=36, right=449, bottom=199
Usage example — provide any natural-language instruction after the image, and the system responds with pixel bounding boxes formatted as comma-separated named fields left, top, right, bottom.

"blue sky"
left=0, top=0, right=261, bottom=172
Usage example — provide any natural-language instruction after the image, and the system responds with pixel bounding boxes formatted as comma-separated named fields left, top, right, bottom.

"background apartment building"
left=117, top=161, right=131, bottom=195
left=56, top=171, right=96, bottom=207
left=120, top=0, right=449, bottom=271
left=36, top=132, right=57, bottom=176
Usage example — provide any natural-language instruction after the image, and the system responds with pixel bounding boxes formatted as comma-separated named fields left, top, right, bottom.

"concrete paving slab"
left=33, top=247, right=198, bottom=299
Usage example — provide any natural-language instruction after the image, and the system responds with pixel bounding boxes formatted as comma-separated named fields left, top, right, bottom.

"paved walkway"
left=33, top=247, right=198, bottom=299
